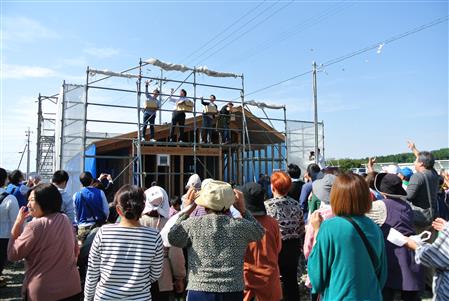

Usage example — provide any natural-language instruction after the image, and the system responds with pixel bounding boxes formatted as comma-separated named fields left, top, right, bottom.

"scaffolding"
left=36, top=94, right=58, bottom=182
left=43, top=58, right=324, bottom=196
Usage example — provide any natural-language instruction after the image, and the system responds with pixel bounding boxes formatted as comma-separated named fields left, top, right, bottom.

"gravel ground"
left=1, top=261, right=24, bottom=301
left=0, top=262, right=434, bottom=301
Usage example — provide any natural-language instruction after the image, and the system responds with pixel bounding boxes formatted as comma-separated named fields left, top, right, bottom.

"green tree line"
left=331, top=148, right=449, bottom=171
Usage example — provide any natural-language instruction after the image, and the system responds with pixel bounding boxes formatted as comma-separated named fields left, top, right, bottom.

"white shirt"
left=57, top=186, right=76, bottom=225
left=0, top=188, right=19, bottom=238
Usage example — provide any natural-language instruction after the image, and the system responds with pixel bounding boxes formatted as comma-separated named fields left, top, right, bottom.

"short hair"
left=52, top=170, right=69, bottom=185
left=0, top=168, right=7, bottom=187
left=330, top=173, right=371, bottom=216
left=417, top=151, right=435, bottom=169
left=270, top=171, right=292, bottom=196
left=113, top=184, right=145, bottom=220
left=210, top=94, right=216, bottom=100
left=307, top=163, right=321, bottom=177
left=8, top=170, right=24, bottom=185
left=181, top=89, right=187, bottom=97
left=80, top=172, right=93, bottom=187
left=287, top=164, right=301, bottom=179
left=153, top=89, right=160, bottom=94
left=322, top=167, right=341, bottom=176
left=28, top=183, right=62, bottom=215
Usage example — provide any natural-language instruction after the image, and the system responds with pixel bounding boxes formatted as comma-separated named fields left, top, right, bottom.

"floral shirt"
left=265, top=195, right=305, bottom=240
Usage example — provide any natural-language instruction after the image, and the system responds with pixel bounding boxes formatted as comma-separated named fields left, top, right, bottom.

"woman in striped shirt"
left=406, top=218, right=449, bottom=301
left=84, top=185, right=164, bottom=301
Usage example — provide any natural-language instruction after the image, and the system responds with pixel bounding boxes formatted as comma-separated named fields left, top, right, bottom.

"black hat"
left=239, top=182, right=266, bottom=216
left=374, top=173, right=406, bottom=198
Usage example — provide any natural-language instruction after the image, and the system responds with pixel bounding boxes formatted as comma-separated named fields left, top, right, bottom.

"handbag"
left=410, top=174, right=434, bottom=227
left=342, top=216, right=381, bottom=280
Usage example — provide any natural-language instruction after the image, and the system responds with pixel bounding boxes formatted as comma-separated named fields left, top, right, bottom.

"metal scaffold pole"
left=240, top=74, right=246, bottom=183
left=159, top=69, right=163, bottom=124
left=193, top=68, right=197, bottom=173
left=82, top=70, right=89, bottom=172
left=312, top=61, right=319, bottom=165
left=36, top=94, right=42, bottom=172
left=137, top=58, right=143, bottom=186
left=283, top=106, right=288, bottom=167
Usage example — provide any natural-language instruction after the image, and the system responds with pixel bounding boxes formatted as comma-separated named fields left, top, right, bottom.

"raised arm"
left=407, top=140, right=419, bottom=159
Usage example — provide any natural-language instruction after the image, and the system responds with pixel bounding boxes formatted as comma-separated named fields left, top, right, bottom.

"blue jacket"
left=6, top=183, right=27, bottom=207
left=74, top=187, right=107, bottom=225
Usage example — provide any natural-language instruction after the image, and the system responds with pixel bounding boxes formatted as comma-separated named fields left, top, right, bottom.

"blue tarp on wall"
left=85, top=144, right=96, bottom=178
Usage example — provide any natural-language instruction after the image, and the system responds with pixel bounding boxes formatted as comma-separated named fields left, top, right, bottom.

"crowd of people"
left=140, top=85, right=235, bottom=144
left=0, top=140, right=449, bottom=301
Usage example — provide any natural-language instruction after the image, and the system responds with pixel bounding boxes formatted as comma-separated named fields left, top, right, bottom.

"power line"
left=180, top=1, right=267, bottom=65
left=322, top=15, right=449, bottom=68
left=188, top=1, right=282, bottom=66
left=223, top=0, right=353, bottom=67
left=197, top=0, right=295, bottom=65
left=243, top=15, right=449, bottom=98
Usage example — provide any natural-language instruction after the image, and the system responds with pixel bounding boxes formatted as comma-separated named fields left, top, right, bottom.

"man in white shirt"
left=52, top=170, right=76, bottom=225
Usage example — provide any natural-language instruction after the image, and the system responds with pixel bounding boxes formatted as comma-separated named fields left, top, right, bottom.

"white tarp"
left=245, top=99, right=285, bottom=109
left=195, top=66, right=239, bottom=78
left=145, top=58, right=240, bottom=78
left=89, top=69, right=139, bottom=79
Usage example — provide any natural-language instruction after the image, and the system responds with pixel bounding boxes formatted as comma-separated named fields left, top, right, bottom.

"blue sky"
left=1, top=0, right=448, bottom=171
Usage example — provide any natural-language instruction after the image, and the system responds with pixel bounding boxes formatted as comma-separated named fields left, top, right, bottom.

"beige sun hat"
left=195, top=180, right=235, bottom=211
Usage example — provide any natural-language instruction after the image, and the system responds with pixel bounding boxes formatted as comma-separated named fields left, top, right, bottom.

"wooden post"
left=237, top=147, right=242, bottom=184
left=228, top=147, right=232, bottom=182
left=180, top=155, right=184, bottom=197
left=218, top=149, right=223, bottom=181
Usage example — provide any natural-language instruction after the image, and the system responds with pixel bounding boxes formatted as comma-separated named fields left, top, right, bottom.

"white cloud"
left=83, top=47, right=120, bottom=59
left=1, top=64, right=57, bottom=79
left=1, top=16, right=59, bottom=44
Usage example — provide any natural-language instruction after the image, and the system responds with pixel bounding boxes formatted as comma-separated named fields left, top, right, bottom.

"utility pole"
left=312, top=62, right=319, bottom=165
left=25, top=127, right=31, bottom=177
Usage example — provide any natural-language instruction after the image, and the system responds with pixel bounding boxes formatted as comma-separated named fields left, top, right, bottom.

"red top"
left=244, top=215, right=283, bottom=301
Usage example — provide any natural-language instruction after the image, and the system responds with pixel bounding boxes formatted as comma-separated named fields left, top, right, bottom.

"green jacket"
left=308, top=215, right=387, bottom=301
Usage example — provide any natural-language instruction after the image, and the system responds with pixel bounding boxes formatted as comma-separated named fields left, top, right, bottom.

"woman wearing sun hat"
left=140, top=186, right=186, bottom=301
left=168, top=180, right=265, bottom=301
left=367, top=173, right=423, bottom=301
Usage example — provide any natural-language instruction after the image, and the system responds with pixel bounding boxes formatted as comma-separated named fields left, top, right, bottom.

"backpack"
left=436, top=190, right=449, bottom=220
left=0, top=191, right=9, bottom=205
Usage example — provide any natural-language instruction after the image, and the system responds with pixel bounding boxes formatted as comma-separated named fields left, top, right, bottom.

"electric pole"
left=25, top=127, right=31, bottom=178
